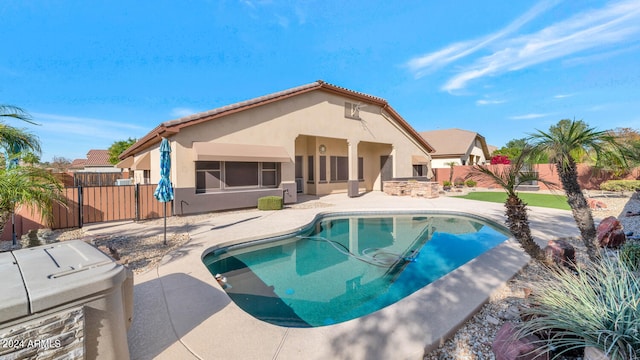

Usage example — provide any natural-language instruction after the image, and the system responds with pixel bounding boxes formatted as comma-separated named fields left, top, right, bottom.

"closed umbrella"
left=154, top=138, right=174, bottom=245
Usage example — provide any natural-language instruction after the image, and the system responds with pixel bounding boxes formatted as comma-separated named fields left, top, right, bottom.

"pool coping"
left=85, top=192, right=580, bottom=359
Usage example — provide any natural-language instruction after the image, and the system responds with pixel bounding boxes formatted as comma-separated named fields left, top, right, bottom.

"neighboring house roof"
left=419, top=128, right=490, bottom=159
left=70, top=150, right=113, bottom=170
left=120, top=80, right=435, bottom=159
left=69, top=158, right=87, bottom=170
left=85, top=150, right=112, bottom=167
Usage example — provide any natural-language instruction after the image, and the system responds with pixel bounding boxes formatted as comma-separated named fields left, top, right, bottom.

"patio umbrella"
left=154, top=138, right=174, bottom=245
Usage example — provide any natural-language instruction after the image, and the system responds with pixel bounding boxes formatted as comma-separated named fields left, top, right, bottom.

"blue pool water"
left=202, top=211, right=509, bottom=328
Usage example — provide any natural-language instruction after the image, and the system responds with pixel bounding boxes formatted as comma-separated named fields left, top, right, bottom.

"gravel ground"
left=424, top=193, right=639, bottom=360
left=1, top=193, right=637, bottom=359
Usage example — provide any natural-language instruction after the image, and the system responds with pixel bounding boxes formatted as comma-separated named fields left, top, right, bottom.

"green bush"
left=599, top=180, right=640, bottom=192
left=465, top=179, right=477, bottom=188
left=517, top=256, right=640, bottom=359
left=442, top=180, right=452, bottom=187
left=620, top=240, right=640, bottom=271
left=257, top=196, right=283, bottom=210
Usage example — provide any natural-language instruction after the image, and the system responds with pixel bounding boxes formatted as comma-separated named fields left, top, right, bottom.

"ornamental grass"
left=517, top=255, right=640, bottom=359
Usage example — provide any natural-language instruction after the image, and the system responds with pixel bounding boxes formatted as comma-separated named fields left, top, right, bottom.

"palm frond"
left=0, top=123, right=41, bottom=154
left=0, top=105, right=39, bottom=125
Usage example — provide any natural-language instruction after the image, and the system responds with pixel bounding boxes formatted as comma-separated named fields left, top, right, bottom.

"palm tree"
left=466, top=147, right=555, bottom=264
left=445, top=161, right=457, bottom=184
left=0, top=165, right=66, bottom=243
left=1, top=105, right=41, bottom=165
left=0, top=105, right=64, bottom=245
left=528, top=119, right=624, bottom=262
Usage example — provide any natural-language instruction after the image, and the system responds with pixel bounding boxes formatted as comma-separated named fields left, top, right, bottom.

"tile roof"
left=69, top=158, right=87, bottom=169
left=85, top=150, right=112, bottom=167
left=120, top=80, right=434, bottom=159
left=70, top=150, right=114, bottom=169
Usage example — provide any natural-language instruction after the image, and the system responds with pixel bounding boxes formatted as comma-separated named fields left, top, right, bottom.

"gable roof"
left=85, top=150, right=112, bottom=167
left=69, top=158, right=87, bottom=170
left=71, top=150, right=113, bottom=170
left=120, top=80, right=434, bottom=159
left=419, top=128, right=489, bottom=158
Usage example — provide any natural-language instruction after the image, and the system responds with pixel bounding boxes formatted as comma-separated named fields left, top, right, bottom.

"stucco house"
left=419, top=128, right=490, bottom=169
left=118, top=80, right=435, bottom=215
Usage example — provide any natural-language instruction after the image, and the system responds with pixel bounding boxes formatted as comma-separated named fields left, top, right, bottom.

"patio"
left=83, top=192, right=581, bottom=359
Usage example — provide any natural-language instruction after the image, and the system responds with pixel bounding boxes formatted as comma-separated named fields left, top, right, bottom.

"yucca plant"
left=517, top=255, right=640, bottom=359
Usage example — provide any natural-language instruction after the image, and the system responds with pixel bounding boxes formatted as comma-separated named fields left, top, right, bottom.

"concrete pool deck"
left=83, top=192, right=580, bottom=360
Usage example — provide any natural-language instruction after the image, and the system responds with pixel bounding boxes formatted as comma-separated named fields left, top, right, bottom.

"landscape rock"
left=588, top=198, right=607, bottom=210
left=597, top=216, right=627, bottom=248
left=544, top=239, right=576, bottom=267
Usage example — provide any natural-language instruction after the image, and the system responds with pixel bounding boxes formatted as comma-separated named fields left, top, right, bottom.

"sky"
left=2, top=0, right=640, bottom=163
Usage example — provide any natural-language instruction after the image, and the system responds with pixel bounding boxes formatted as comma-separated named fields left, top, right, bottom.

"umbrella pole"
left=163, top=203, right=167, bottom=246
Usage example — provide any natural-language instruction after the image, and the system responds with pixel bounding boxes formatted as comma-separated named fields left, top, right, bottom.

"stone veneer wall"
left=383, top=180, right=439, bottom=198
left=0, top=307, right=84, bottom=359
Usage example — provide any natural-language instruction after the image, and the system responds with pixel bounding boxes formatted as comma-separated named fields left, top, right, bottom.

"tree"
left=21, top=151, right=41, bottom=166
left=0, top=105, right=65, bottom=245
left=599, top=127, right=640, bottom=176
left=1, top=105, right=41, bottom=165
left=492, top=138, right=527, bottom=161
left=0, top=165, right=66, bottom=243
left=108, top=138, right=137, bottom=165
left=528, top=119, right=624, bottom=262
left=445, top=161, right=457, bottom=184
left=50, top=156, right=72, bottom=173
left=493, top=137, right=549, bottom=164
left=466, top=147, right=555, bottom=264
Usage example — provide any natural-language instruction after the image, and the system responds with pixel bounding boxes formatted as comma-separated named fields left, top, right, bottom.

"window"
left=262, top=162, right=278, bottom=187
left=344, top=102, right=361, bottom=120
left=330, top=156, right=348, bottom=182
left=413, top=165, right=425, bottom=177
left=307, top=156, right=314, bottom=182
left=195, top=161, right=279, bottom=193
left=330, top=156, right=363, bottom=182
left=226, top=162, right=258, bottom=187
left=196, top=161, right=221, bottom=193
left=319, top=156, right=327, bottom=182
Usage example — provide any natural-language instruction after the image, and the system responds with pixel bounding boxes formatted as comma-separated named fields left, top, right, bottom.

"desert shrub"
left=517, top=256, right=640, bottom=359
left=442, top=180, right=452, bottom=187
left=620, top=240, right=640, bottom=271
left=599, top=180, right=640, bottom=192
left=453, top=177, right=465, bottom=187
left=465, top=179, right=477, bottom=187
left=257, top=196, right=283, bottom=210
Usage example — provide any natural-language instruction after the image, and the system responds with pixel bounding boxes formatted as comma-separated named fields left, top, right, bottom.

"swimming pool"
left=202, top=211, right=510, bottom=328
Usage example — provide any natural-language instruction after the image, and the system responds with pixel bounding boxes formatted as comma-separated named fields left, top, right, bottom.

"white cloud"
left=32, top=112, right=146, bottom=140
left=509, top=113, right=551, bottom=120
left=170, top=107, right=197, bottom=118
left=407, top=0, right=640, bottom=92
left=476, top=99, right=506, bottom=106
left=554, top=94, right=573, bottom=99
left=443, top=0, right=640, bottom=91
left=406, top=0, right=560, bottom=78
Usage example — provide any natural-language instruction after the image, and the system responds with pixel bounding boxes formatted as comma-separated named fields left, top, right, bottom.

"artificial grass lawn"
left=452, top=191, right=571, bottom=210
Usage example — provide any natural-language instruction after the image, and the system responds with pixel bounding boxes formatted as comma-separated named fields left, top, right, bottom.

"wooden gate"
left=51, top=184, right=170, bottom=229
